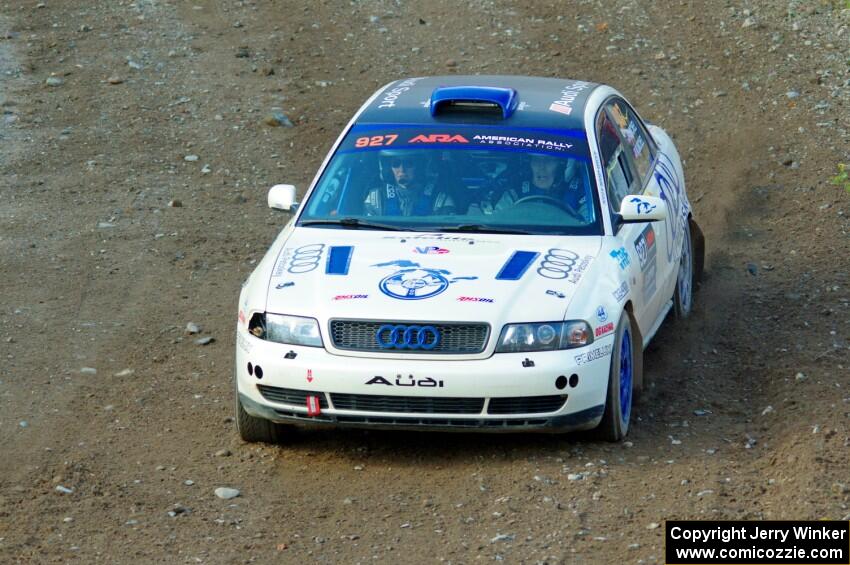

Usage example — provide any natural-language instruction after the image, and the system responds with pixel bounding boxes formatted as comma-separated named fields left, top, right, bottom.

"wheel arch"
left=621, top=300, right=644, bottom=397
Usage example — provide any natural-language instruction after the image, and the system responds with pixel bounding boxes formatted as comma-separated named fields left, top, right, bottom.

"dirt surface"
left=2, top=0, right=849, bottom=562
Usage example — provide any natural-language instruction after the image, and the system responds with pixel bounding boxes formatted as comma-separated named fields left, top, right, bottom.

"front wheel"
left=595, top=313, right=636, bottom=442
left=673, top=219, right=695, bottom=319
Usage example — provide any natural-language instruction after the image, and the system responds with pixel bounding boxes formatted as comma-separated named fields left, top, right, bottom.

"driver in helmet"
left=363, top=150, right=456, bottom=216
left=471, top=154, right=589, bottom=218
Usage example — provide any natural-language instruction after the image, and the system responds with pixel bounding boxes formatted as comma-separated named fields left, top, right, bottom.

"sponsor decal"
left=595, top=322, right=614, bottom=337
left=596, top=306, right=608, bottom=323
left=306, top=369, right=314, bottom=383
left=409, top=134, right=469, bottom=144
left=275, top=281, right=295, bottom=290
left=609, top=247, right=631, bottom=270
left=236, top=331, right=252, bottom=353
left=629, top=196, right=657, bottom=215
left=365, top=375, right=445, bottom=388
left=548, top=80, right=591, bottom=116
left=333, top=294, right=368, bottom=300
left=414, top=246, right=449, bottom=255
left=274, top=243, right=325, bottom=276
left=536, top=248, right=580, bottom=280
left=457, top=296, right=494, bottom=303
left=471, top=135, right=574, bottom=153
left=377, top=77, right=422, bottom=109
left=634, top=225, right=658, bottom=301
left=238, top=310, right=246, bottom=325
left=546, top=289, right=566, bottom=299
left=372, top=260, right=477, bottom=301
left=574, top=344, right=613, bottom=366
left=381, top=233, right=496, bottom=243
left=612, top=280, right=629, bottom=302
left=633, top=134, right=646, bottom=158
left=568, top=254, right=593, bottom=284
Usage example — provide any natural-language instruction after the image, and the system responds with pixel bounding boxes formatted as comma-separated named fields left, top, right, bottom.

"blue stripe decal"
left=496, top=251, right=539, bottom=280
left=326, top=246, right=353, bottom=275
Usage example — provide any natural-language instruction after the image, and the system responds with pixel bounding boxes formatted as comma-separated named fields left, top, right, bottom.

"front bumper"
left=235, top=327, right=613, bottom=433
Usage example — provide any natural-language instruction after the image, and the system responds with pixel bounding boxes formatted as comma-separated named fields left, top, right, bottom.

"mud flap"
left=689, top=216, right=705, bottom=285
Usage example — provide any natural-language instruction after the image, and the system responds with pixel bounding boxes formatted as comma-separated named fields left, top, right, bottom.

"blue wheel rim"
left=619, top=327, right=632, bottom=426
left=677, top=226, right=693, bottom=312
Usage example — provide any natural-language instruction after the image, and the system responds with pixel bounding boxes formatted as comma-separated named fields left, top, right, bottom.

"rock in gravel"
left=183, top=154, right=199, bottom=162
left=185, top=322, right=201, bottom=334
left=19, top=420, right=28, bottom=428
left=45, top=76, right=64, bottom=87
left=761, top=405, right=774, bottom=415
left=80, top=367, right=97, bottom=375
left=214, top=487, right=240, bottom=500
left=168, top=199, right=183, bottom=208
left=215, top=449, right=232, bottom=457
left=263, top=111, right=293, bottom=127
left=114, top=368, right=134, bottom=377
left=647, top=522, right=660, bottom=530
left=195, top=336, right=214, bottom=346
left=184, top=480, right=194, bottom=486
left=567, top=473, right=584, bottom=481
left=107, top=76, right=124, bottom=85
left=795, top=372, right=807, bottom=382
left=55, top=485, right=74, bottom=494
left=490, top=533, right=515, bottom=543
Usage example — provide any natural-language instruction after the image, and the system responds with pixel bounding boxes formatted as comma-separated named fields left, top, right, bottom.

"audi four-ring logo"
left=287, top=243, right=325, bottom=274
left=536, top=248, right=579, bottom=279
left=375, top=324, right=441, bottom=350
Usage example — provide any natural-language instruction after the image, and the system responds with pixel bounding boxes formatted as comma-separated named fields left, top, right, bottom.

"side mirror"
left=618, top=195, right=667, bottom=223
left=268, top=184, right=298, bottom=211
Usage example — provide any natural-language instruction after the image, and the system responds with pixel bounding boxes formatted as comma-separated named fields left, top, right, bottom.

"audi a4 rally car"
left=235, top=75, right=704, bottom=442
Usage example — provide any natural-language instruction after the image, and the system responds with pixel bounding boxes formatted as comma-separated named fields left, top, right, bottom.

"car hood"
left=263, top=228, right=604, bottom=324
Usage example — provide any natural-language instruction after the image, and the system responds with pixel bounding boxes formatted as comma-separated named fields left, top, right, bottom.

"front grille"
left=257, top=385, right=329, bottom=408
left=329, top=319, right=489, bottom=354
left=330, top=393, right=484, bottom=414
left=488, top=395, right=568, bottom=414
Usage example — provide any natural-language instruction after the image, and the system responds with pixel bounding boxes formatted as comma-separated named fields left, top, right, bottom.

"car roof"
left=356, top=75, right=601, bottom=132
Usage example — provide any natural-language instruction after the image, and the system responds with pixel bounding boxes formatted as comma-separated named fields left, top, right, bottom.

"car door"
left=596, top=100, right=665, bottom=334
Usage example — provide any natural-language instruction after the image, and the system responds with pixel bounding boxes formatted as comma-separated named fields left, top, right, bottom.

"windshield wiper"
left=436, top=224, right=532, bottom=235
left=300, top=218, right=403, bottom=231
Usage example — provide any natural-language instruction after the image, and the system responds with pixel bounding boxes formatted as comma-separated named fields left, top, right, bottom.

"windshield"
left=297, top=124, right=602, bottom=235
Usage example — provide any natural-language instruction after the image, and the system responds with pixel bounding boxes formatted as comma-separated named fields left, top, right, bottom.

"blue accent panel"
left=496, top=251, right=540, bottom=280
left=326, top=246, right=353, bottom=275
left=430, top=86, right=518, bottom=119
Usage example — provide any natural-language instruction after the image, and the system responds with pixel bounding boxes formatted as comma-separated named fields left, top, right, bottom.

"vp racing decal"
left=633, top=225, right=658, bottom=301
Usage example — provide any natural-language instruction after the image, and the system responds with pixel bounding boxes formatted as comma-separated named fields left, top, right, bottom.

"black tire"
left=673, top=218, right=695, bottom=320
left=595, top=312, right=636, bottom=442
left=234, top=371, right=291, bottom=444
left=690, top=217, right=705, bottom=284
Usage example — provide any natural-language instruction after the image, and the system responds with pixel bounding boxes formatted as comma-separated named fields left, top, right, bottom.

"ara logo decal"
left=365, top=375, right=445, bottom=388
left=408, top=134, right=469, bottom=144
left=596, top=306, right=608, bottom=323
left=372, top=260, right=477, bottom=301
left=609, top=247, right=631, bottom=270
left=413, top=246, right=449, bottom=254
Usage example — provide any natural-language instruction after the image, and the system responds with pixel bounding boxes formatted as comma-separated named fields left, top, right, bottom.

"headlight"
left=248, top=313, right=323, bottom=347
left=495, top=321, right=593, bottom=353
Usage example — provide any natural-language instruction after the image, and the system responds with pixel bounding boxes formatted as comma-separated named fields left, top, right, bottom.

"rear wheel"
left=674, top=220, right=694, bottom=319
left=596, top=313, right=636, bottom=441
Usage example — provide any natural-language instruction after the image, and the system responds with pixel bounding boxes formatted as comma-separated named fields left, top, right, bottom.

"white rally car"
left=235, top=76, right=704, bottom=442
